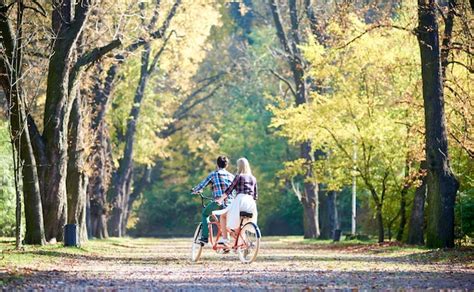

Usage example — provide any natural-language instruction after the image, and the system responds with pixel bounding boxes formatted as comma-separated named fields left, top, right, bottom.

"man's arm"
left=192, top=173, right=213, bottom=193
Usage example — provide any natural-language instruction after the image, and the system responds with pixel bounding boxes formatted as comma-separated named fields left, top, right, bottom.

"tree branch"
left=147, top=31, right=175, bottom=75
left=69, top=38, right=122, bottom=91
left=449, top=132, right=474, bottom=159
left=336, top=24, right=414, bottom=50
left=441, top=0, right=456, bottom=79
left=69, top=0, right=92, bottom=37
left=304, top=0, right=326, bottom=44
left=158, top=80, right=224, bottom=139
left=269, top=0, right=293, bottom=56
left=147, top=0, right=162, bottom=31
left=126, top=0, right=182, bottom=53
left=174, top=84, right=223, bottom=121
left=174, top=73, right=225, bottom=115
left=288, top=0, right=301, bottom=55
left=447, top=60, right=474, bottom=73
left=269, top=69, right=297, bottom=98
left=0, top=1, right=15, bottom=61
left=290, top=178, right=303, bottom=201
left=76, top=39, right=122, bottom=69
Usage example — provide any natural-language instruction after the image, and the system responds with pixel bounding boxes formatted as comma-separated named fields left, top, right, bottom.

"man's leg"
left=200, top=202, right=219, bottom=241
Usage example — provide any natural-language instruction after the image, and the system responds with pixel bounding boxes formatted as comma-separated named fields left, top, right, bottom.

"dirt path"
left=2, top=237, right=473, bottom=290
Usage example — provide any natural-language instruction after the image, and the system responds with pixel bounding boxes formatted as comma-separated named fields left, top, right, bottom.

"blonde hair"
left=237, top=157, right=252, bottom=175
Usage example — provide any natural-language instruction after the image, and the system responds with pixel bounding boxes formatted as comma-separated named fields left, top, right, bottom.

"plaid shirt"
left=193, top=169, right=234, bottom=200
left=224, top=174, right=258, bottom=200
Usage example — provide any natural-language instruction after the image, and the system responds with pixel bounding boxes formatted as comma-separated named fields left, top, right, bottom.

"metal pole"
left=351, top=145, right=357, bottom=235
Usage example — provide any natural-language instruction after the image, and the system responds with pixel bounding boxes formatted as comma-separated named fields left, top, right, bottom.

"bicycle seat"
left=240, top=211, right=253, bottom=218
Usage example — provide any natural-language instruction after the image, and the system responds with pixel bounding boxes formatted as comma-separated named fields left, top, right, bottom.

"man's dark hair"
left=217, top=156, right=229, bottom=169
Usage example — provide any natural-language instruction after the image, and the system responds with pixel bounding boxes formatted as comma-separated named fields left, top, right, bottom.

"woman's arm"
left=223, top=175, right=239, bottom=197
left=217, top=175, right=239, bottom=204
left=254, top=181, right=258, bottom=200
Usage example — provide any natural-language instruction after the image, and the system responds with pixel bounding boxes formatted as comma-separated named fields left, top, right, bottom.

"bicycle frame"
left=195, top=192, right=254, bottom=252
left=206, top=213, right=251, bottom=252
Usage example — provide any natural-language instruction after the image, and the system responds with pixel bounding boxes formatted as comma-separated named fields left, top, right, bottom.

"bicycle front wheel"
left=237, top=222, right=260, bottom=264
left=191, top=223, right=203, bottom=262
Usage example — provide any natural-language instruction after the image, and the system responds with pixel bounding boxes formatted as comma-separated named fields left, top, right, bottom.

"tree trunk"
left=120, top=173, right=135, bottom=235
left=89, top=193, right=109, bottom=239
left=40, top=0, right=94, bottom=242
left=396, top=188, right=407, bottom=241
left=86, top=64, right=115, bottom=239
left=302, top=197, right=318, bottom=239
left=417, top=0, right=459, bottom=248
left=41, top=45, right=72, bottom=243
left=368, top=185, right=385, bottom=243
left=376, top=204, right=384, bottom=243
left=396, top=159, right=410, bottom=241
left=66, top=96, right=89, bottom=243
left=108, top=44, right=152, bottom=237
left=328, top=191, right=338, bottom=236
left=319, top=189, right=338, bottom=239
left=19, top=111, right=45, bottom=245
left=87, top=121, right=112, bottom=239
left=301, top=142, right=319, bottom=238
left=122, top=167, right=151, bottom=235
left=319, top=187, right=329, bottom=239
left=407, top=162, right=428, bottom=245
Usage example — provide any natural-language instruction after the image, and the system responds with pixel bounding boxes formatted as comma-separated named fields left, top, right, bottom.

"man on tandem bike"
left=191, top=156, right=234, bottom=245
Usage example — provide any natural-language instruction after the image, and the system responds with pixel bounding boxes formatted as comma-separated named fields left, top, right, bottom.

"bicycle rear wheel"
left=191, top=223, right=203, bottom=262
left=237, top=222, right=260, bottom=263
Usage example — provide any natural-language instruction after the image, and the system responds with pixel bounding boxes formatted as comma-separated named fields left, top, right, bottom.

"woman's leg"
left=220, top=212, right=228, bottom=240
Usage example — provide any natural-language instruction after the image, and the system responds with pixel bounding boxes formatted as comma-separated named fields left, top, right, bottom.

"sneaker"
left=199, top=237, right=208, bottom=244
left=217, top=238, right=229, bottom=245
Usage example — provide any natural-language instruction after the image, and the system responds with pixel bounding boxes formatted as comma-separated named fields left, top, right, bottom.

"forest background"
left=0, top=0, right=472, bottom=246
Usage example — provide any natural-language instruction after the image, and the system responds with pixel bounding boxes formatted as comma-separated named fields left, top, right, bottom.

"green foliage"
left=0, top=121, right=16, bottom=237
left=268, top=7, right=426, bottom=237
left=133, top=182, right=199, bottom=236
left=130, top=136, right=215, bottom=236
left=456, top=189, right=474, bottom=238
left=131, top=20, right=304, bottom=236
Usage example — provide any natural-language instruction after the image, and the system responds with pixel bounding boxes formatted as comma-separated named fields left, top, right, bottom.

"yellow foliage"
left=270, top=6, right=424, bottom=195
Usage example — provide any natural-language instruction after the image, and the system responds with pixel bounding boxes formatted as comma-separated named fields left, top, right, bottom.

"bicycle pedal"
left=223, top=249, right=230, bottom=254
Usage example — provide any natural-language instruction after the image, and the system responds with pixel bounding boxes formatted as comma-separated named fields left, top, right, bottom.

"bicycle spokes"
left=237, top=223, right=260, bottom=263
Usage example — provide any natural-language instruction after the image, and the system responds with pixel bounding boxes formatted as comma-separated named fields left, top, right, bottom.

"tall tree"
left=0, top=0, right=45, bottom=245
left=416, top=0, right=459, bottom=248
left=269, top=0, right=320, bottom=238
left=85, top=0, right=181, bottom=238
left=108, top=1, right=181, bottom=236
left=1, top=0, right=120, bottom=243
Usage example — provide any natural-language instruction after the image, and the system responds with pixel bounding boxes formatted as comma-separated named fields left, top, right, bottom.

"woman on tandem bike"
left=191, top=157, right=260, bottom=263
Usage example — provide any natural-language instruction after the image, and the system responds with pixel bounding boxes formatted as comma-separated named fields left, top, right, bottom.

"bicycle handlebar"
left=191, top=191, right=213, bottom=208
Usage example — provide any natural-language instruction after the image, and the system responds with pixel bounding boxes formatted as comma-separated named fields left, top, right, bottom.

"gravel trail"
left=2, top=237, right=473, bottom=290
